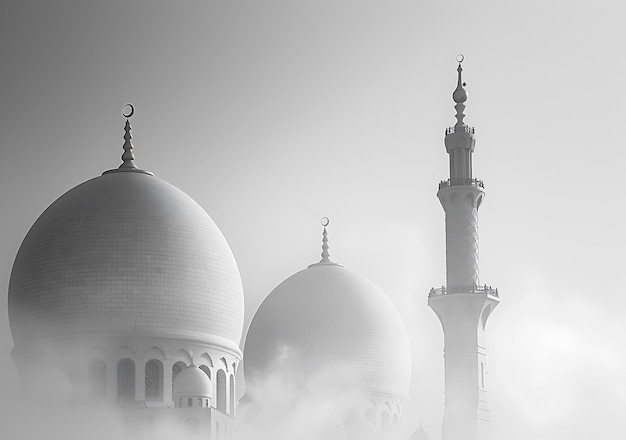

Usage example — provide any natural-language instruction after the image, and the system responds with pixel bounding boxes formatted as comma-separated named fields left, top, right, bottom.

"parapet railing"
left=445, top=125, right=475, bottom=135
left=429, top=284, right=499, bottom=298
left=438, top=178, right=485, bottom=190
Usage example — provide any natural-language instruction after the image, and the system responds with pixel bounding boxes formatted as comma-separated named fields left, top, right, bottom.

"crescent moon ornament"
left=122, top=103, right=135, bottom=118
left=456, top=54, right=465, bottom=63
left=320, top=217, right=330, bottom=227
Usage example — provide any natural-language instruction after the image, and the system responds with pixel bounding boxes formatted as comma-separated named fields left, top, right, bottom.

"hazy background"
left=1, top=1, right=625, bottom=439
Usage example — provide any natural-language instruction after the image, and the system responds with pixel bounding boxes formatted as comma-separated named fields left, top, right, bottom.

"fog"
left=2, top=1, right=626, bottom=439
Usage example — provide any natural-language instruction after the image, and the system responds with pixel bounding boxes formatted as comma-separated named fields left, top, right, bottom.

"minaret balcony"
left=438, top=178, right=484, bottom=190
left=429, top=284, right=499, bottom=298
left=445, top=125, right=475, bottom=136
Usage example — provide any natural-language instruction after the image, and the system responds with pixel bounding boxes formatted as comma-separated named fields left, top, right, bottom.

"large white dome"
left=244, top=260, right=411, bottom=398
left=8, top=168, right=244, bottom=353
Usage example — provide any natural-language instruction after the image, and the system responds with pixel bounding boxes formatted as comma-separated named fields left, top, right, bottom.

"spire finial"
left=120, top=104, right=137, bottom=169
left=453, top=54, right=468, bottom=127
left=102, top=104, right=154, bottom=176
left=320, top=217, right=331, bottom=263
left=307, top=217, right=343, bottom=268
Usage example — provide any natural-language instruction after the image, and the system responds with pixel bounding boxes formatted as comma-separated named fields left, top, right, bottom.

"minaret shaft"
left=429, top=293, right=498, bottom=440
left=439, top=185, right=483, bottom=288
left=429, top=58, right=499, bottom=440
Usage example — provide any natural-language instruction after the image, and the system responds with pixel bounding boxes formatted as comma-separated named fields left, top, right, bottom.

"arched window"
left=229, top=374, right=235, bottom=415
left=188, top=397, right=193, bottom=407
left=145, top=360, right=162, bottom=399
left=88, top=359, right=107, bottom=398
left=117, top=358, right=135, bottom=399
left=217, top=370, right=227, bottom=412
left=365, top=408, right=376, bottom=424
left=172, top=361, right=186, bottom=395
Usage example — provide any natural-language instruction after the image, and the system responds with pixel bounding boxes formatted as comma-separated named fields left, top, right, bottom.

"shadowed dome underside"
left=8, top=171, right=244, bottom=350
left=244, top=264, right=411, bottom=397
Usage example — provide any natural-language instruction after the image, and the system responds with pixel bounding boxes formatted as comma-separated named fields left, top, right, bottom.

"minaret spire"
left=428, top=56, right=499, bottom=440
left=453, top=54, right=468, bottom=127
left=443, top=54, right=476, bottom=186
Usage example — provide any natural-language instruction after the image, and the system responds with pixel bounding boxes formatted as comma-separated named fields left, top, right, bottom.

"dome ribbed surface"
left=8, top=171, right=244, bottom=349
left=243, top=263, right=411, bottom=397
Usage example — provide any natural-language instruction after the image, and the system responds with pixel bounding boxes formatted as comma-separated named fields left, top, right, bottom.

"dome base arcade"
left=13, top=336, right=239, bottom=410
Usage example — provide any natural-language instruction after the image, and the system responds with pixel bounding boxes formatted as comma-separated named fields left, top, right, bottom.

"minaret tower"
left=428, top=55, right=500, bottom=440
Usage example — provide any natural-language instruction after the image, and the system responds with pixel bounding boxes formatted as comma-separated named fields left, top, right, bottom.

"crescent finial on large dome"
left=103, top=104, right=154, bottom=176
left=120, top=104, right=137, bottom=169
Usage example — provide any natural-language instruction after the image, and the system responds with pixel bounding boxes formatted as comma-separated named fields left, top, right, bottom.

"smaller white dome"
left=173, top=365, right=212, bottom=398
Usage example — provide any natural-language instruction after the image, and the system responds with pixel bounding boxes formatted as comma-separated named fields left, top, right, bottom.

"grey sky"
left=1, top=1, right=624, bottom=439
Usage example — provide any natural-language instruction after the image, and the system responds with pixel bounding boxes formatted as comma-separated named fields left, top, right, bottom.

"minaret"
left=428, top=55, right=500, bottom=440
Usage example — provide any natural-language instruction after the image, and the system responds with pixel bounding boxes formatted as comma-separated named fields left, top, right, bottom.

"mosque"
left=6, top=58, right=499, bottom=440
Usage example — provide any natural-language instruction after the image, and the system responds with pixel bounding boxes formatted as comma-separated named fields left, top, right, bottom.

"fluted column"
left=438, top=184, right=484, bottom=288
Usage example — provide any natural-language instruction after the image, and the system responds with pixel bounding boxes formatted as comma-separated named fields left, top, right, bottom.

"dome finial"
left=307, top=217, right=343, bottom=268
left=119, top=104, right=137, bottom=169
left=102, top=104, right=154, bottom=176
left=453, top=54, right=468, bottom=127
left=320, top=217, right=331, bottom=263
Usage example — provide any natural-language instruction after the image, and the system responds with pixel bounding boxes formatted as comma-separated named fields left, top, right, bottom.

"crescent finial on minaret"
left=119, top=104, right=137, bottom=169
left=453, top=55, right=468, bottom=127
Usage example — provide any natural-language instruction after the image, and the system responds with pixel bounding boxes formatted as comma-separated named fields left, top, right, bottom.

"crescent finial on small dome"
left=320, top=217, right=331, bottom=263
left=307, top=218, right=343, bottom=268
